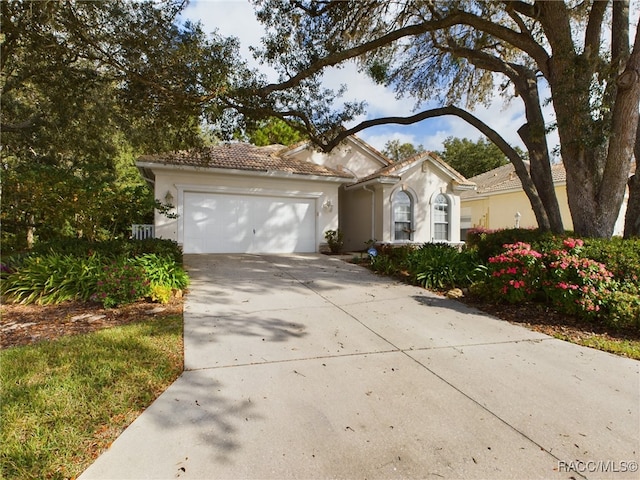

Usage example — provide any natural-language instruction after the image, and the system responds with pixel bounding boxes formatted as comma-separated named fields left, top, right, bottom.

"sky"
left=180, top=0, right=540, bottom=153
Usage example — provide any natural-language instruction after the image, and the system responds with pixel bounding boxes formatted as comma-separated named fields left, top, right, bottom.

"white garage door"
left=183, top=192, right=316, bottom=254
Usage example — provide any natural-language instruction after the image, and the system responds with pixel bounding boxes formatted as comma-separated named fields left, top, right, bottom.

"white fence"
left=131, top=224, right=155, bottom=240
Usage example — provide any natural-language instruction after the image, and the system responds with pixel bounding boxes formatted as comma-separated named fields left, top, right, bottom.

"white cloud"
left=322, top=62, right=418, bottom=119
left=182, top=1, right=261, bottom=54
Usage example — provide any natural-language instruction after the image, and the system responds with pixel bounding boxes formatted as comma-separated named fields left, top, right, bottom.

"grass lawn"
left=551, top=332, right=640, bottom=360
left=0, top=315, right=183, bottom=480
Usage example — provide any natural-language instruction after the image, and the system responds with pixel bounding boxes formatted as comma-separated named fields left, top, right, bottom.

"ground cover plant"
left=364, top=230, right=640, bottom=359
left=371, top=243, right=482, bottom=290
left=1, top=239, right=188, bottom=307
left=0, top=314, right=183, bottom=480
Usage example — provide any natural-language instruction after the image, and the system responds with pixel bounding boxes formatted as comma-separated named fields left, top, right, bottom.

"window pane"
left=395, top=222, right=411, bottom=240
left=396, top=205, right=411, bottom=222
left=434, top=223, right=448, bottom=241
left=434, top=205, right=447, bottom=222
left=433, top=194, right=449, bottom=241
left=393, top=190, right=412, bottom=241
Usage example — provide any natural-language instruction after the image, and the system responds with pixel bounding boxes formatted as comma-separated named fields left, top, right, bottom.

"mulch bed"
left=1, top=299, right=183, bottom=349
left=458, top=294, right=640, bottom=344
left=1, top=288, right=638, bottom=350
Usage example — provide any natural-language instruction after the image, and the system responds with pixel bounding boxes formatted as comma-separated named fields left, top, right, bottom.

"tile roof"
left=460, top=162, right=566, bottom=199
left=349, top=151, right=475, bottom=187
left=461, top=160, right=637, bottom=200
left=137, top=143, right=354, bottom=179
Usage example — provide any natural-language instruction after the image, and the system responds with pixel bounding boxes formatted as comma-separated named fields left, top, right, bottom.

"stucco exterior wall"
left=343, top=159, right=463, bottom=248
left=462, top=183, right=631, bottom=237
left=462, top=185, right=574, bottom=232
left=151, top=166, right=341, bottom=252
left=287, top=139, right=386, bottom=179
left=341, top=187, right=375, bottom=251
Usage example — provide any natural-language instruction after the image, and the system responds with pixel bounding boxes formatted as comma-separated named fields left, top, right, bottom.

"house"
left=460, top=162, right=630, bottom=238
left=136, top=137, right=475, bottom=254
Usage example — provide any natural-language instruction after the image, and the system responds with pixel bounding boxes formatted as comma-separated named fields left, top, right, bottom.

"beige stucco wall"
left=151, top=166, right=342, bottom=252
left=462, top=185, right=573, bottom=232
left=463, top=183, right=629, bottom=236
left=287, top=139, right=387, bottom=179
left=341, top=187, right=375, bottom=251
left=343, top=159, right=463, bottom=249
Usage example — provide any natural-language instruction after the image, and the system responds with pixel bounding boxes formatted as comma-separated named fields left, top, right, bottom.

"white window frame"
left=431, top=192, right=451, bottom=242
left=391, top=188, right=415, bottom=242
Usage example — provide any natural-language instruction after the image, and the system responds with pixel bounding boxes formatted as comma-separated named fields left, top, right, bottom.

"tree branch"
left=612, top=0, right=630, bottom=69
left=0, top=115, right=42, bottom=132
left=319, top=106, right=511, bottom=159
left=504, top=1, right=539, bottom=19
left=584, top=0, right=608, bottom=60
left=504, top=3, right=532, bottom=36
left=260, top=9, right=550, bottom=96
left=315, top=104, right=552, bottom=228
left=440, top=43, right=521, bottom=80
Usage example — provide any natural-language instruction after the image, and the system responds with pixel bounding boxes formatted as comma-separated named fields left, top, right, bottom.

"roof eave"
left=136, top=165, right=155, bottom=189
left=134, top=161, right=354, bottom=183
left=452, top=181, right=477, bottom=192
left=344, top=176, right=400, bottom=190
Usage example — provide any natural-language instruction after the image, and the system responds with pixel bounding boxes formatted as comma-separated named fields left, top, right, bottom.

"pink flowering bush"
left=484, top=238, right=616, bottom=321
left=91, top=261, right=150, bottom=308
left=474, top=233, right=639, bottom=328
left=541, top=239, right=614, bottom=319
left=485, top=242, right=544, bottom=303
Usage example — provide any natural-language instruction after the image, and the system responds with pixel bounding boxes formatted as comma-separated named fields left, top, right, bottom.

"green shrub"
left=602, top=291, right=640, bottom=329
left=370, top=254, right=400, bottom=276
left=133, top=253, right=189, bottom=290
left=468, top=228, right=564, bottom=262
left=582, top=237, right=640, bottom=284
left=123, top=239, right=184, bottom=264
left=481, top=238, right=627, bottom=323
left=91, top=260, right=150, bottom=308
left=408, top=243, right=481, bottom=290
left=1, top=253, right=104, bottom=305
left=149, top=284, right=173, bottom=304
left=324, top=229, right=344, bottom=254
left=2, top=238, right=187, bottom=307
left=26, top=237, right=184, bottom=264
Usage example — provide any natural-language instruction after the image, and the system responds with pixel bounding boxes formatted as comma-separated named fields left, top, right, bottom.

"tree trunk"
left=624, top=120, right=640, bottom=238
left=517, top=121, right=564, bottom=233
left=26, top=214, right=35, bottom=249
left=624, top=173, right=640, bottom=238
left=606, top=20, right=640, bottom=238
left=539, top=1, right=639, bottom=238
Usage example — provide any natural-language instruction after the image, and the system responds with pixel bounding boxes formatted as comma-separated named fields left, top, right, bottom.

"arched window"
left=432, top=193, right=449, bottom=241
left=393, top=190, right=413, bottom=241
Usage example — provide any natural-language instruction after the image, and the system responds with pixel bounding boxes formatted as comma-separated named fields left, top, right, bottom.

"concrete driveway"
left=80, top=254, right=639, bottom=479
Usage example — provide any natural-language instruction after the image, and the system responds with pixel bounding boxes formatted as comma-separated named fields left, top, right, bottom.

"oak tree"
left=438, top=137, right=511, bottom=178
left=233, top=0, right=640, bottom=238
left=382, top=140, right=426, bottom=162
left=0, top=0, right=239, bottom=248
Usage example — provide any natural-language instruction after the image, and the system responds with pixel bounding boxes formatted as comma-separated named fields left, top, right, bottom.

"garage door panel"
left=184, top=192, right=316, bottom=254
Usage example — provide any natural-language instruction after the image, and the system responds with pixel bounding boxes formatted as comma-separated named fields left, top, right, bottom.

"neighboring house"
left=460, top=162, right=630, bottom=238
left=136, top=136, right=474, bottom=254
